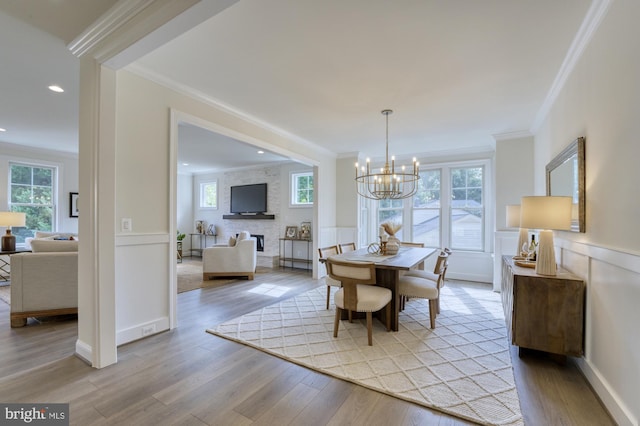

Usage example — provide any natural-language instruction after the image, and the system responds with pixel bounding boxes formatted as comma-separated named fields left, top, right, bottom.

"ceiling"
left=1, top=0, right=593, bottom=171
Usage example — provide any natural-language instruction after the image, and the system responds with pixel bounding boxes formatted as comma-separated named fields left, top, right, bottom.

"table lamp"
left=520, top=196, right=572, bottom=276
left=506, top=204, right=528, bottom=257
left=0, top=211, right=26, bottom=252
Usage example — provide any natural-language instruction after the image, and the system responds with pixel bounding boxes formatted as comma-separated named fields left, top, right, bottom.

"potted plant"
left=177, top=231, right=186, bottom=261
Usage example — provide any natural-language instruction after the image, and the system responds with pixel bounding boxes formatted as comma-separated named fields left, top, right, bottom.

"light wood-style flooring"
left=0, top=265, right=614, bottom=425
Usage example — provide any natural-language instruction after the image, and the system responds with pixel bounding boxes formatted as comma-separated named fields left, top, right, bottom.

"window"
left=450, top=166, right=484, bottom=250
left=378, top=198, right=404, bottom=240
left=291, top=172, right=313, bottom=205
left=9, top=163, right=56, bottom=244
left=199, top=181, right=217, bottom=209
left=412, top=169, right=441, bottom=247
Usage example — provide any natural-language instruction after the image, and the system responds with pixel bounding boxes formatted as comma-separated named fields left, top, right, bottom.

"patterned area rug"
left=177, top=260, right=270, bottom=293
left=0, top=284, right=9, bottom=305
left=208, top=283, right=523, bottom=426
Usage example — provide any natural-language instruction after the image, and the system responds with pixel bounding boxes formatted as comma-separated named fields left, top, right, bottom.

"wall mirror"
left=546, top=137, right=585, bottom=232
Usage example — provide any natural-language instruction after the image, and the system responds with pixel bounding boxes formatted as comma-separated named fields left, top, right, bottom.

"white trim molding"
left=531, top=0, right=613, bottom=132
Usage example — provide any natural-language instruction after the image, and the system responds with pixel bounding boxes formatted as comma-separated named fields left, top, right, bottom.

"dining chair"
left=338, top=242, right=357, bottom=253
left=398, top=251, right=448, bottom=329
left=400, top=241, right=425, bottom=270
left=318, top=245, right=341, bottom=309
left=326, top=257, right=392, bottom=346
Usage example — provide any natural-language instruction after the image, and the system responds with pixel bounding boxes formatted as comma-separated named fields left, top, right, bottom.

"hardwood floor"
left=0, top=266, right=614, bottom=425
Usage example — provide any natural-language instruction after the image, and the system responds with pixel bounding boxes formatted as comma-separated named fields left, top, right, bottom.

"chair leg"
left=366, top=312, right=373, bottom=346
left=326, top=285, right=331, bottom=310
left=348, top=309, right=353, bottom=323
left=334, top=307, right=341, bottom=338
left=436, top=297, right=441, bottom=314
left=385, top=303, right=391, bottom=331
left=428, top=299, right=437, bottom=329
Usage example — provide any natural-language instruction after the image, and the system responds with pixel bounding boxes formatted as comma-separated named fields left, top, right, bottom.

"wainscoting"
left=495, top=230, right=639, bottom=426
left=115, top=233, right=171, bottom=346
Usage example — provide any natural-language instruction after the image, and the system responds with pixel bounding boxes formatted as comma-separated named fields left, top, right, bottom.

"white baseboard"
left=75, top=339, right=93, bottom=365
left=116, top=317, right=169, bottom=346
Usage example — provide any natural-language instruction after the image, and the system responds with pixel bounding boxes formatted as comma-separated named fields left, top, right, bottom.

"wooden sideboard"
left=501, top=255, right=585, bottom=357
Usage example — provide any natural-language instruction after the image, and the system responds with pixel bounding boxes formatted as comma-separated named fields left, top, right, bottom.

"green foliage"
left=177, top=230, right=186, bottom=241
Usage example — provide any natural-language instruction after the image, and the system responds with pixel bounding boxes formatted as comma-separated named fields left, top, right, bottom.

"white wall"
left=111, top=70, right=335, bottom=348
left=0, top=141, right=79, bottom=234
left=533, top=1, right=640, bottom=424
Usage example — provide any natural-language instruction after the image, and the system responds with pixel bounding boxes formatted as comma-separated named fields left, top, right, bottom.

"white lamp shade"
left=505, top=204, right=521, bottom=228
left=0, top=211, right=26, bottom=227
left=520, top=196, right=572, bottom=230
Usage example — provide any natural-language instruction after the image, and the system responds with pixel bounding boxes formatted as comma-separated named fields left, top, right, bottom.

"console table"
left=0, top=249, right=32, bottom=281
left=279, top=238, right=312, bottom=271
left=501, top=255, right=585, bottom=358
left=189, top=233, right=217, bottom=257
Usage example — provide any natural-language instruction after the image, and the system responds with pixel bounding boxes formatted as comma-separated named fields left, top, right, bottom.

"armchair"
left=202, top=234, right=257, bottom=280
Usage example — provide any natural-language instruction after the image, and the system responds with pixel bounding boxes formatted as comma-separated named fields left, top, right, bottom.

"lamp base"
left=2, top=229, right=16, bottom=252
left=535, top=229, right=557, bottom=276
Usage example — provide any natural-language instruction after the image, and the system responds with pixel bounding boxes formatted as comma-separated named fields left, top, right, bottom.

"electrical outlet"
left=142, top=325, right=156, bottom=336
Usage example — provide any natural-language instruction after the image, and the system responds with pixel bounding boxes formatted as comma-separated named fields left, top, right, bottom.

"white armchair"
left=202, top=232, right=257, bottom=280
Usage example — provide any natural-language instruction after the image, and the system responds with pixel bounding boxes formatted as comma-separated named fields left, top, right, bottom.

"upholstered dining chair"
left=338, top=242, right=357, bottom=253
left=326, top=257, right=392, bottom=346
left=318, top=245, right=341, bottom=309
left=398, top=251, right=448, bottom=329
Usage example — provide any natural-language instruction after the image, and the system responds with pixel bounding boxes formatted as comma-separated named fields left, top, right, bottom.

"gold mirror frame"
left=546, top=137, right=585, bottom=232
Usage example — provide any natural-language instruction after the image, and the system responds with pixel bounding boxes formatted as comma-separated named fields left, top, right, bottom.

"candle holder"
left=379, top=237, right=387, bottom=255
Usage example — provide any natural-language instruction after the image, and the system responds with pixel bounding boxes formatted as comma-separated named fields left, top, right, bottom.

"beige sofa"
left=10, top=235, right=78, bottom=327
left=202, top=231, right=257, bottom=280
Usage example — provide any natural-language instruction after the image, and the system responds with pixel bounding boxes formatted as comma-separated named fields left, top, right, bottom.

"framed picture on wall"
left=69, top=192, right=79, bottom=218
left=300, top=222, right=311, bottom=240
left=285, top=226, right=298, bottom=239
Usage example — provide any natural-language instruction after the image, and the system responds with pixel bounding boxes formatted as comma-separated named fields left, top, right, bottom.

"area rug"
left=177, top=260, right=272, bottom=293
left=207, top=283, right=523, bottom=426
left=0, top=284, right=9, bottom=305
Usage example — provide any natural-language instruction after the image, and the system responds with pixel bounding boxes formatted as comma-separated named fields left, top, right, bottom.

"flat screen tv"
left=230, top=183, right=268, bottom=214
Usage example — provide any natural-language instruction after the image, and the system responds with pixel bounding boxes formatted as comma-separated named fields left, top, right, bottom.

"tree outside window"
left=200, top=181, right=217, bottom=209
left=291, top=172, right=313, bottom=205
left=9, top=163, right=55, bottom=243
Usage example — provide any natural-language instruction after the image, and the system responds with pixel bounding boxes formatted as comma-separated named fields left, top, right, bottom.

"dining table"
left=327, top=246, right=437, bottom=331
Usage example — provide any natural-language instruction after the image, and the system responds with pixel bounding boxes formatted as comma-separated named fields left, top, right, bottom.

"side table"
left=0, top=249, right=32, bottom=282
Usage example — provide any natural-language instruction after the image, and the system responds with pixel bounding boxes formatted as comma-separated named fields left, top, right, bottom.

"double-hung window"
left=377, top=198, right=404, bottom=240
left=450, top=166, right=484, bottom=251
left=412, top=169, right=442, bottom=247
left=9, top=162, right=56, bottom=243
left=291, top=172, right=313, bottom=206
left=406, top=162, right=487, bottom=251
left=199, top=181, right=218, bottom=209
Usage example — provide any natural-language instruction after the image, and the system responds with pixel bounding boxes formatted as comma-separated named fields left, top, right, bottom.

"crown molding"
left=493, top=130, right=533, bottom=141
left=531, top=0, right=612, bottom=132
left=67, top=0, right=155, bottom=58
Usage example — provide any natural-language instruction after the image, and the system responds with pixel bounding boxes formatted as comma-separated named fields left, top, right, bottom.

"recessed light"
left=257, top=150, right=264, bottom=154
left=182, top=163, right=189, bottom=166
left=0, top=128, right=6, bottom=132
left=48, top=85, right=64, bottom=93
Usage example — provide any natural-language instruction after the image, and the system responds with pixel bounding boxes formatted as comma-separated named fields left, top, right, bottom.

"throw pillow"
left=228, top=236, right=237, bottom=247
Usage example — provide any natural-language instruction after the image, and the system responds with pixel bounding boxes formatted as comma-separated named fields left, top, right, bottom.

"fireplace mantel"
left=223, top=214, right=275, bottom=220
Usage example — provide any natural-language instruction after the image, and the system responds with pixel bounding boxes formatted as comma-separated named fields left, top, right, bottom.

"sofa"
left=202, top=231, right=257, bottom=280
left=10, top=233, right=78, bottom=327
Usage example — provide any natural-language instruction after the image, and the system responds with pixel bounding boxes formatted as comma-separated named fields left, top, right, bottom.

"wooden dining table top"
left=329, top=246, right=437, bottom=270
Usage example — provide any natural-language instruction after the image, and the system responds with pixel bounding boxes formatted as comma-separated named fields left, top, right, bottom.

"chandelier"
left=355, top=109, right=420, bottom=200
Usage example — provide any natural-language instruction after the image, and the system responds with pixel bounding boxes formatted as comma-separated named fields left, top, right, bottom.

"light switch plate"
left=121, top=218, right=132, bottom=232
